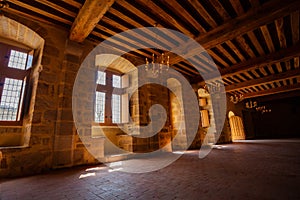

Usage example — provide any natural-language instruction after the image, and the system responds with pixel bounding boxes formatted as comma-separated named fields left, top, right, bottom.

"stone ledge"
left=0, top=145, right=29, bottom=150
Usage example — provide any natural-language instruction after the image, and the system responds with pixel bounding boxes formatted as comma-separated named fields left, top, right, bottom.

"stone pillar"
left=52, top=40, right=84, bottom=167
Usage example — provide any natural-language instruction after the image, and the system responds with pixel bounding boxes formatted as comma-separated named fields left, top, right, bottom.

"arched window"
left=0, top=42, right=33, bottom=124
left=0, top=15, right=44, bottom=147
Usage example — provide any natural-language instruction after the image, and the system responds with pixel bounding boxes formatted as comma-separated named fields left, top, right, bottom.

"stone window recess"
left=0, top=42, right=33, bottom=125
left=94, top=70, right=129, bottom=125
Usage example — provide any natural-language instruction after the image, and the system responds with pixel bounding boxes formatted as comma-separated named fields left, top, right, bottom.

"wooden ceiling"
left=2, top=0, right=300, bottom=99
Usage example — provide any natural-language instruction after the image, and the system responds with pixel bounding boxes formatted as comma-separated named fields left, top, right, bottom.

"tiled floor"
left=1, top=139, right=300, bottom=200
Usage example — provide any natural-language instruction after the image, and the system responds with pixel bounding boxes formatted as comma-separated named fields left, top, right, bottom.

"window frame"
left=0, top=43, right=32, bottom=126
left=94, top=70, right=124, bottom=126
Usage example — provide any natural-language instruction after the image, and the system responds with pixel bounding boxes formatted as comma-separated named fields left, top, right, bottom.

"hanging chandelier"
left=230, top=93, right=244, bottom=104
left=145, top=53, right=169, bottom=78
left=245, top=100, right=271, bottom=114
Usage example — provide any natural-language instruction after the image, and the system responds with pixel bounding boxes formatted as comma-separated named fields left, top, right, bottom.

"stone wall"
left=135, top=82, right=171, bottom=152
left=0, top=14, right=98, bottom=177
left=0, top=16, right=67, bottom=177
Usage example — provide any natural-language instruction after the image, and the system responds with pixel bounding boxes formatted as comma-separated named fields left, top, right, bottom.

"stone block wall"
left=0, top=16, right=67, bottom=177
left=0, top=14, right=100, bottom=177
left=135, top=82, right=171, bottom=152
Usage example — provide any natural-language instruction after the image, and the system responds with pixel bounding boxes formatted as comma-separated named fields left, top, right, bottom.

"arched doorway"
left=228, top=111, right=246, bottom=141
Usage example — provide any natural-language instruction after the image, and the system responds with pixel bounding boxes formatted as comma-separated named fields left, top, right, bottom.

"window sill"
left=0, top=144, right=29, bottom=150
left=0, top=121, right=23, bottom=126
left=91, top=136, right=106, bottom=139
left=0, top=131, right=23, bottom=147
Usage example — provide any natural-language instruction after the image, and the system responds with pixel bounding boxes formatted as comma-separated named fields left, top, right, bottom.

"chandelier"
left=245, top=100, right=271, bottom=114
left=255, top=106, right=271, bottom=114
left=230, top=93, right=244, bottom=104
left=245, top=100, right=257, bottom=109
left=145, top=53, right=169, bottom=77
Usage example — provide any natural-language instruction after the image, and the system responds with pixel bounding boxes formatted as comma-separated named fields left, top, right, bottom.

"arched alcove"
left=95, top=54, right=135, bottom=73
left=167, top=78, right=187, bottom=151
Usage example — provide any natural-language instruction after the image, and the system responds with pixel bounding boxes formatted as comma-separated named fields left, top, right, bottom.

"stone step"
left=103, top=153, right=133, bottom=163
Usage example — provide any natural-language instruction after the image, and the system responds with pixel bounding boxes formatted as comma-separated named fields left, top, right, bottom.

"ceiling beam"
left=191, top=43, right=300, bottom=83
left=8, top=0, right=72, bottom=25
left=168, top=0, right=300, bottom=64
left=225, top=68, right=300, bottom=92
left=242, top=83, right=300, bottom=99
left=254, top=90, right=300, bottom=102
left=220, top=43, right=300, bottom=78
left=69, top=0, right=115, bottom=42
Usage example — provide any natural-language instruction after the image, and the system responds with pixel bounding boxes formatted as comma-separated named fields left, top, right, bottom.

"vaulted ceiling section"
left=3, top=0, right=300, bottom=99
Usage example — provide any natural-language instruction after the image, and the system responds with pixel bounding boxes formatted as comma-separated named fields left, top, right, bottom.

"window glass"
left=95, top=91, right=105, bottom=123
left=112, top=74, right=121, bottom=88
left=96, top=71, right=106, bottom=85
left=26, top=54, right=33, bottom=69
left=112, top=94, right=121, bottom=123
left=8, top=50, right=28, bottom=70
left=0, top=44, right=32, bottom=123
left=0, top=78, right=23, bottom=121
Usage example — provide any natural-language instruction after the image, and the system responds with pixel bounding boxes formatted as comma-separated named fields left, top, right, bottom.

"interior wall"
left=0, top=16, right=67, bottom=177
left=0, top=14, right=97, bottom=177
left=136, top=83, right=171, bottom=152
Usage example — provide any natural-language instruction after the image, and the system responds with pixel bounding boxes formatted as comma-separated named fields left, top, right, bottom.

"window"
left=112, top=94, right=121, bottom=123
left=95, top=92, right=105, bottom=123
left=96, top=71, right=106, bottom=85
left=94, top=70, right=125, bottom=125
left=0, top=43, right=32, bottom=124
left=112, top=75, right=121, bottom=88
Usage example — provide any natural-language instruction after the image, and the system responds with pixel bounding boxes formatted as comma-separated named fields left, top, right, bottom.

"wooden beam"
left=168, top=0, right=300, bottom=64
left=225, top=40, right=246, bottom=62
left=8, top=0, right=72, bottom=25
left=108, top=7, right=176, bottom=48
left=91, top=31, right=151, bottom=58
left=215, top=44, right=238, bottom=64
left=62, top=0, right=82, bottom=9
left=229, top=0, right=244, bottom=16
left=69, top=0, right=115, bottom=42
left=134, top=0, right=195, bottom=38
left=235, top=35, right=256, bottom=58
left=255, top=90, right=300, bottom=102
left=209, top=0, right=231, bottom=21
left=4, top=8, right=61, bottom=27
left=188, top=0, right=218, bottom=28
left=275, top=18, right=287, bottom=48
left=247, top=31, right=265, bottom=56
left=225, top=68, right=300, bottom=92
left=115, top=1, right=185, bottom=44
left=37, top=0, right=77, bottom=18
left=93, top=24, right=159, bottom=56
left=243, top=83, right=300, bottom=99
left=192, top=43, right=300, bottom=83
left=260, top=25, right=276, bottom=53
left=162, top=0, right=207, bottom=33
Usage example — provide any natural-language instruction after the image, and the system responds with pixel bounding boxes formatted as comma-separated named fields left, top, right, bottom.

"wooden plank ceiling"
left=3, top=0, right=300, bottom=99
